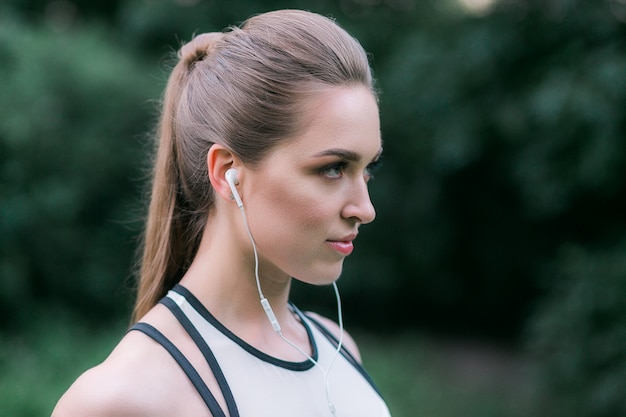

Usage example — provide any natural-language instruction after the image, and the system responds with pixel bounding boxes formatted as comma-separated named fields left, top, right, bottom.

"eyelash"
left=321, top=158, right=382, bottom=180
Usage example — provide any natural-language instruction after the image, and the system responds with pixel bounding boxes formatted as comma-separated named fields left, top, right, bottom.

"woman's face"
left=241, top=85, right=382, bottom=285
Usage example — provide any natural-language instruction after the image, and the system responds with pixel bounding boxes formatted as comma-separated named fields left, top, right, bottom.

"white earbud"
left=225, top=168, right=243, bottom=208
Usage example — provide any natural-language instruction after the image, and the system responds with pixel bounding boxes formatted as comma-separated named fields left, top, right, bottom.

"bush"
left=0, top=17, right=159, bottom=326
left=526, top=242, right=626, bottom=417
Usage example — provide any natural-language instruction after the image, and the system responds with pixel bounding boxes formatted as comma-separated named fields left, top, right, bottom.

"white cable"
left=239, top=206, right=262, bottom=298
left=239, top=203, right=344, bottom=416
left=275, top=283, right=343, bottom=417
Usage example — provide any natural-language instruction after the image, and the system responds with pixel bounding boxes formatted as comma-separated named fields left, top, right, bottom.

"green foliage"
left=0, top=16, right=159, bottom=325
left=0, top=312, right=123, bottom=417
left=360, top=333, right=535, bottom=417
left=345, top=0, right=626, bottom=335
left=526, top=242, right=626, bottom=417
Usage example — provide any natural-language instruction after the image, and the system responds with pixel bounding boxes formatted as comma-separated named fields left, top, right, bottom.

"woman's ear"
left=207, top=144, right=241, bottom=205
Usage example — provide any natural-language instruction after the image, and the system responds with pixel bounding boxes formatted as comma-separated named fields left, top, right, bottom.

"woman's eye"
left=365, top=158, right=382, bottom=180
left=322, top=162, right=347, bottom=179
left=320, top=158, right=381, bottom=181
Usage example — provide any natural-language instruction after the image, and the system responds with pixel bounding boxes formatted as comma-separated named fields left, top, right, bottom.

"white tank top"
left=141, top=285, right=392, bottom=417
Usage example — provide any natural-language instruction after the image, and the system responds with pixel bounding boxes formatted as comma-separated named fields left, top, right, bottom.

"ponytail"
left=132, top=34, right=224, bottom=323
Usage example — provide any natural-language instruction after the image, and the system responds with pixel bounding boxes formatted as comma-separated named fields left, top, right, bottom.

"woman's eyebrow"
left=312, top=147, right=383, bottom=161
left=312, top=148, right=360, bottom=161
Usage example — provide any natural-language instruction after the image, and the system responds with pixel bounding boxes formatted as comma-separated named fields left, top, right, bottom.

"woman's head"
left=133, top=9, right=376, bottom=321
left=176, top=9, right=375, bottom=192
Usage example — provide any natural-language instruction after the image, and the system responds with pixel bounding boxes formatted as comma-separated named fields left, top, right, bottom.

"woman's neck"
left=176, top=218, right=310, bottom=357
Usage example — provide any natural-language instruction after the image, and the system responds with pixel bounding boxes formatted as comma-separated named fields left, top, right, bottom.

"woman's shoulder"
left=304, top=311, right=362, bottom=363
left=51, top=328, right=184, bottom=417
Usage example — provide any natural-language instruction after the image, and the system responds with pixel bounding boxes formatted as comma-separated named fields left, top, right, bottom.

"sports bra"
left=130, top=284, right=391, bottom=417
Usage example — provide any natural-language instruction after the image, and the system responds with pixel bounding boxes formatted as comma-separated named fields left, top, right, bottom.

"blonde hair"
left=132, top=9, right=375, bottom=322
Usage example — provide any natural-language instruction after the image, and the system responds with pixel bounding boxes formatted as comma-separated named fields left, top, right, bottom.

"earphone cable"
left=239, top=203, right=344, bottom=416
left=239, top=205, right=263, bottom=299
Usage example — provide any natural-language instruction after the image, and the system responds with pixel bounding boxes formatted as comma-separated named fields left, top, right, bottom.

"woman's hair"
left=132, top=9, right=375, bottom=322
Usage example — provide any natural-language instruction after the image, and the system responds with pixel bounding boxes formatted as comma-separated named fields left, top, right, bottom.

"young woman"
left=53, top=9, right=390, bottom=417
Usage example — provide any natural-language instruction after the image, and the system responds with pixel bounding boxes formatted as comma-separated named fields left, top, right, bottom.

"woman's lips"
left=326, top=240, right=354, bottom=255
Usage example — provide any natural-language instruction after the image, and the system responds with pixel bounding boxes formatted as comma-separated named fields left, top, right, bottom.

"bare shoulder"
left=51, top=330, right=181, bottom=417
left=305, top=311, right=362, bottom=363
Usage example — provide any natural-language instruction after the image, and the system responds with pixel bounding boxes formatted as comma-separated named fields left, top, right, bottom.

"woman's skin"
left=52, top=84, right=381, bottom=417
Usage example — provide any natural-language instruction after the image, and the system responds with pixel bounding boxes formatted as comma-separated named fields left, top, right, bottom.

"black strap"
left=301, top=311, right=384, bottom=398
left=172, top=284, right=317, bottom=371
left=160, top=297, right=240, bottom=417
left=128, top=322, right=228, bottom=417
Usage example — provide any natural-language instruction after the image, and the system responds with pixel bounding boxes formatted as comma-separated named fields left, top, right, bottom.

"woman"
left=53, top=9, right=390, bottom=417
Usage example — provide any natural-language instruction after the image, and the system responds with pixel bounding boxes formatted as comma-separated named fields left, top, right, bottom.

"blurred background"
left=1, top=0, right=625, bottom=416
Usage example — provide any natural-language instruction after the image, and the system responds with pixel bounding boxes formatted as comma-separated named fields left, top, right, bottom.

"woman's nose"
left=341, top=177, right=376, bottom=224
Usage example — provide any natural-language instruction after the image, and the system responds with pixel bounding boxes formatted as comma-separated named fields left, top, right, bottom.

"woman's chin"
left=293, top=266, right=344, bottom=287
